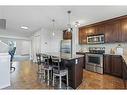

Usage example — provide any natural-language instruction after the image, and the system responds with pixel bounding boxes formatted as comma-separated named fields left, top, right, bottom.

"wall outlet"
left=75, top=59, right=78, bottom=64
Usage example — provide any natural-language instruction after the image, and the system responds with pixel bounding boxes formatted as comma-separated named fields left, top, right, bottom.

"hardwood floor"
left=78, top=70, right=126, bottom=89
left=4, top=61, right=126, bottom=89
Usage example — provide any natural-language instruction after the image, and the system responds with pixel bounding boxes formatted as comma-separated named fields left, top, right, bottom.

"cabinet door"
left=96, top=24, right=105, bottom=35
left=79, top=28, right=83, bottom=44
left=76, top=52, right=85, bottom=68
left=82, top=28, right=87, bottom=44
left=86, top=26, right=96, bottom=36
left=67, top=32, right=72, bottom=39
left=63, top=31, right=67, bottom=39
left=122, top=59, right=127, bottom=80
left=111, top=55, right=122, bottom=77
left=113, top=20, right=121, bottom=42
left=104, top=55, right=111, bottom=74
left=63, top=31, right=72, bottom=40
left=105, top=21, right=120, bottom=43
left=79, top=28, right=87, bottom=44
left=121, top=18, right=127, bottom=42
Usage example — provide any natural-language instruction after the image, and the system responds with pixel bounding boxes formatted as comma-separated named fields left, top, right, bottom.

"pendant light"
left=67, top=10, right=72, bottom=32
left=74, top=21, right=80, bottom=27
left=52, top=19, right=55, bottom=36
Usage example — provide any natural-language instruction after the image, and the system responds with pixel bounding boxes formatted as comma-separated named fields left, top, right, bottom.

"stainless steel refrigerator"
left=60, top=40, right=72, bottom=54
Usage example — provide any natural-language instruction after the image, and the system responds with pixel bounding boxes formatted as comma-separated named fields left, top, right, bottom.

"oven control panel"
left=89, top=47, right=105, bottom=54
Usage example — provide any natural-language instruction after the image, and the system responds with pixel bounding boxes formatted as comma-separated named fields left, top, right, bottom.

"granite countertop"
left=44, top=52, right=84, bottom=60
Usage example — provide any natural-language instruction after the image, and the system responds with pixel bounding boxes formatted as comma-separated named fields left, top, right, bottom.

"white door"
left=32, top=35, right=41, bottom=62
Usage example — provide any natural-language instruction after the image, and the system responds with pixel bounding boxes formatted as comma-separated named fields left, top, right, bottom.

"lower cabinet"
left=61, top=57, right=84, bottom=89
left=76, top=52, right=86, bottom=69
left=104, top=55, right=122, bottom=78
left=104, top=55, right=111, bottom=74
left=111, top=55, right=122, bottom=77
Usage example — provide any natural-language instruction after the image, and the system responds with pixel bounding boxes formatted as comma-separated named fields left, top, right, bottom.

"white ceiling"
left=0, top=6, right=127, bottom=37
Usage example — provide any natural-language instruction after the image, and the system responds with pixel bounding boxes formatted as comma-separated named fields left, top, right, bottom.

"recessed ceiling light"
left=21, top=26, right=28, bottom=29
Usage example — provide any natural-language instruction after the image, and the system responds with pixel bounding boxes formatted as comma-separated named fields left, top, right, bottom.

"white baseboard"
left=0, top=83, right=10, bottom=89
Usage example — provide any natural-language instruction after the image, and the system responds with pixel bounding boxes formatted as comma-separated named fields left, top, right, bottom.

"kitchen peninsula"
left=45, top=52, right=84, bottom=89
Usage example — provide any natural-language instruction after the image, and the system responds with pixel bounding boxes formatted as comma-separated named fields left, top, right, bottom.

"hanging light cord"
left=67, top=10, right=71, bottom=28
left=52, top=19, right=55, bottom=36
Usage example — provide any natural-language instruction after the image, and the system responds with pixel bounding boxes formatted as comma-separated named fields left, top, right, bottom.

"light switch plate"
left=75, top=59, right=78, bottom=64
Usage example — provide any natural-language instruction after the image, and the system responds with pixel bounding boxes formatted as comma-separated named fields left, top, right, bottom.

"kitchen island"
left=45, top=52, right=84, bottom=89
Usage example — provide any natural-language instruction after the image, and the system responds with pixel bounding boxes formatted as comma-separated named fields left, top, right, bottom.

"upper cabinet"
left=104, top=20, right=120, bottom=43
left=79, top=28, right=87, bottom=44
left=121, top=18, right=127, bottom=42
left=63, top=30, right=72, bottom=40
left=79, top=15, right=127, bottom=44
left=86, top=26, right=96, bottom=36
left=96, top=24, right=105, bottom=35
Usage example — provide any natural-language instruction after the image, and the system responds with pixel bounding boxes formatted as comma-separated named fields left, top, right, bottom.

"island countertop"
left=44, top=52, right=84, bottom=60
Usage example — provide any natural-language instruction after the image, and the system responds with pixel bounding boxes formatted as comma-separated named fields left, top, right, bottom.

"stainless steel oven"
left=86, top=53, right=103, bottom=74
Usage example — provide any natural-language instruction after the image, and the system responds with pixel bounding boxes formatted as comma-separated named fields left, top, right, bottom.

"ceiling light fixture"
left=74, top=21, right=80, bottom=27
left=67, top=10, right=72, bottom=32
left=21, top=26, right=28, bottom=29
left=52, top=19, right=55, bottom=36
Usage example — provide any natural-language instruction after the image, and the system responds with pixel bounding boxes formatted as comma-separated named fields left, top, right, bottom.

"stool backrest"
left=36, top=53, right=41, bottom=65
left=41, top=54, right=49, bottom=67
left=52, top=56, right=61, bottom=74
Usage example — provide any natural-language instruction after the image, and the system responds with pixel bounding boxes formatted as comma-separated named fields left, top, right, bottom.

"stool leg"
left=44, top=70, right=45, bottom=81
left=47, top=70, right=49, bottom=85
left=53, top=74, right=54, bottom=86
left=59, top=76, right=61, bottom=88
left=67, top=73, right=69, bottom=88
left=51, top=70, right=52, bottom=80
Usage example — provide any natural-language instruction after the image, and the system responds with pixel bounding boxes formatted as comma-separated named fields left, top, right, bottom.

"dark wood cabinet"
left=104, top=20, right=120, bottom=43
left=104, top=55, right=122, bottom=78
left=110, top=55, right=122, bottom=77
left=121, top=18, right=127, bottom=42
left=86, top=26, right=96, bottom=36
left=79, top=28, right=83, bottom=44
left=79, top=15, right=127, bottom=44
left=104, top=55, right=111, bottom=74
left=76, top=52, right=86, bottom=69
left=122, top=58, right=127, bottom=88
left=62, top=57, right=84, bottom=89
left=63, top=30, right=72, bottom=40
left=79, top=28, right=87, bottom=44
left=96, top=24, right=105, bottom=35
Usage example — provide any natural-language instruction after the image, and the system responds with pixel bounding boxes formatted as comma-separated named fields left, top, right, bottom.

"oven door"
left=86, top=54, right=103, bottom=67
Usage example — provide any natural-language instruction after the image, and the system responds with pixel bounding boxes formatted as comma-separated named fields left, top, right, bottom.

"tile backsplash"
left=78, top=43, right=127, bottom=55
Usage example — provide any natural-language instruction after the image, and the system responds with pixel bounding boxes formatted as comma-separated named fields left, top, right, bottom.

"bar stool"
left=42, top=54, right=53, bottom=85
left=36, top=53, right=45, bottom=80
left=52, top=56, right=68, bottom=89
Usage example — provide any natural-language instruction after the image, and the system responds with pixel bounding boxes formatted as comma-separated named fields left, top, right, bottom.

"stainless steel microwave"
left=87, top=34, right=104, bottom=44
